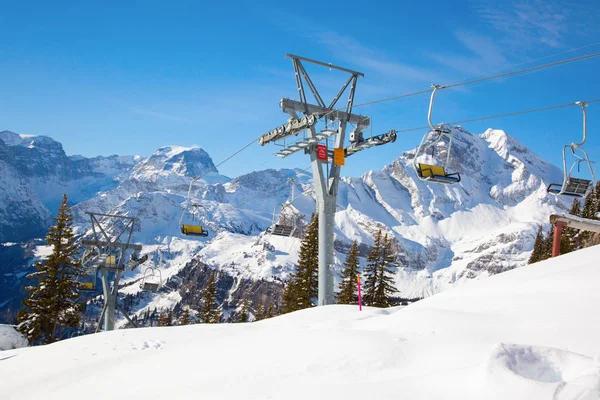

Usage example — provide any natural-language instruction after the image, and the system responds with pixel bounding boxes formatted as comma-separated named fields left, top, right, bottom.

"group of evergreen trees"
left=337, top=230, right=398, bottom=307
left=282, top=215, right=399, bottom=312
left=529, top=182, right=600, bottom=264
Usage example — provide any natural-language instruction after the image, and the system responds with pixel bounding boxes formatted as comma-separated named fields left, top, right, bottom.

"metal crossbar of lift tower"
left=84, top=211, right=138, bottom=221
left=280, top=99, right=370, bottom=126
left=81, top=239, right=143, bottom=251
left=284, top=54, right=364, bottom=77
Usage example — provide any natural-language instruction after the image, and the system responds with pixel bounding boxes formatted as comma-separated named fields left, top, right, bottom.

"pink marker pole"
left=357, top=274, right=363, bottom=311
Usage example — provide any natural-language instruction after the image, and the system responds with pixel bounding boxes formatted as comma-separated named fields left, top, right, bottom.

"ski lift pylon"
left=413, top=84, right=461, bottom=185
left=548, top=102, right=596, bottom=198
left=179, top=177, right=209, bottom=237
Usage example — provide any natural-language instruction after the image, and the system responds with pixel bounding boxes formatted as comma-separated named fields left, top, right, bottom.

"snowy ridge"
left=64, top=126, right=571, bottom=319
left=1, top=125, right=571, bottom=320
left=2, top=243, right=599, bottom=399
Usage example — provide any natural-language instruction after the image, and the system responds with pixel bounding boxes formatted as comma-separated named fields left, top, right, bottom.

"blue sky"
left=1, top=0, right=600, bottom=179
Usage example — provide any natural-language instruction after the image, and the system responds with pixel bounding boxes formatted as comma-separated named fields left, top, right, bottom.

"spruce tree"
left=528, top=225, right=545, bottom=264
left=255, top=302, right=264, bottom=321
left=582, top=188, right=596, bottom=219
left=282, top=279, right=297, bottom=314
left=201, top=271, right=220, bottom=323
left=282, top=214, right=319, bottom=313
left=179, top=307, right=191, bottom=325
left=564, top=199, right=582, bottom=251
left=18, top=194, right=83, bottom=344
left=372, top=234, right=399, bottom=307
left=336, top=241, right=360, bottom=304
left=363, top=229, right=383, bottom=306
left=594, top=181, right=600, bottom=215
left=238, top=298, right=249, bottom=323
left=158, top=312, right=170, bottom=327
left=265, top=303, right=274, bottom=319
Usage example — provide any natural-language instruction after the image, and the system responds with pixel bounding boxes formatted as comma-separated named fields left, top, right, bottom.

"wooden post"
left=552, top=221, right=568, bottom=257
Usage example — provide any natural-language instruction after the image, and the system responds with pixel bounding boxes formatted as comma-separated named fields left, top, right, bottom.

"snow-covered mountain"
left=0, top=130, right=139, bottom=242
left=0, top=126, right=570, bottom=323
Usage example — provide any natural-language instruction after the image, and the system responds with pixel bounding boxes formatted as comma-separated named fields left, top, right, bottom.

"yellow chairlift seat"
left=79, top=281, right=95, bottom=291
left=417, top=163, right=461, bottom=184
left=180, top=224, right=208, bottom=237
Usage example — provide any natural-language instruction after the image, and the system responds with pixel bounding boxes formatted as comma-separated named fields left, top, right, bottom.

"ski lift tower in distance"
left=80, top=212, right=148, bottom=331
left=259, top=54, right=397, bottom=306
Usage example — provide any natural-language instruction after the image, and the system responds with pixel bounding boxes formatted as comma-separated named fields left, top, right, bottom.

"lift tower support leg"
left=309, top=128, right=344, bottom=305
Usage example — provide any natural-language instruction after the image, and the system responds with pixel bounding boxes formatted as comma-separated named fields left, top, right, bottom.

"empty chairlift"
left=267, top=178, right=297, bottom=237
left=268, top=202, right=297, bottom=237
left=179, top=177, right=209, bottom=237
left=547, top=102, right=596, bottom=198
left=413, top=84, right=461, bottom=185
left=139, top=267, right=162, bottom=292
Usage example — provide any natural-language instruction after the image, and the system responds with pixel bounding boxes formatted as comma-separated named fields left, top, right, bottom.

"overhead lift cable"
left=324, top=50, right=600, bottom=113
left=393, top=99, right=600, bottom=134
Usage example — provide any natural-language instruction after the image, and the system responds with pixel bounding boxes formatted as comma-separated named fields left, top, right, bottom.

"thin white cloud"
left=428, top=30, right=508, bottom=77
left=315, top=31, right=439, bottom=84
left=472, top=0, right=588, bottom=49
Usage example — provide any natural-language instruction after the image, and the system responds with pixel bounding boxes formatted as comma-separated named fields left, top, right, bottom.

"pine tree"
left=158, top=312, right=170, bottom=326
left=255, top=302, right=264, bottom=321
left=18, top=194, right=83, bottom=344
left=336, top=241, right=360, bottom=304
left=282, top=214, right=319, bottom=313
left=372, top=234, right=399, bottom=307
left=179, top=307, right=191, bottom=325
left=201, top=271, right=221, bottom=323
left=265, top=303, right=274, bottom=319
left=363, top=229, right=383, bottom=306
left=564, top=199, right=582, bottom=251
left=528, top=225, right=545, bottom=264
left=582, top=188, right=596, bottom=219
left=594, top=181, right=600, bottom=215
left=238, top=298, right=250, bottom=322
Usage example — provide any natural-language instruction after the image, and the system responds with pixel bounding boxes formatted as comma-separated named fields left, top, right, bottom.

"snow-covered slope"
left=2, top=243, right=599, bottom=399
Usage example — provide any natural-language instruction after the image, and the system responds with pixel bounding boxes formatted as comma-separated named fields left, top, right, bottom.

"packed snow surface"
left=3, top=244, right=600, bottom=399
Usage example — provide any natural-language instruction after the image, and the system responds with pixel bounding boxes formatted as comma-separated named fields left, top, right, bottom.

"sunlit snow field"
left=2, top=244, right=599, bottom=399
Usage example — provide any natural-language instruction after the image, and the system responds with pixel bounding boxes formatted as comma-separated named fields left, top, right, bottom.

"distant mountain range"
left=0, top=126, right=568, bottom=323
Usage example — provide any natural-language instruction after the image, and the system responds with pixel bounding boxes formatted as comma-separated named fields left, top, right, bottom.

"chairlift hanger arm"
left=573, top=101, right=588, bottom=147
left=427, top=84, right=447, bottom=130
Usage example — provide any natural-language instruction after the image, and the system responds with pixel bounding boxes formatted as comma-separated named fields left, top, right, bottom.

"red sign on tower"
left=317, top=144, right=328, bottom=161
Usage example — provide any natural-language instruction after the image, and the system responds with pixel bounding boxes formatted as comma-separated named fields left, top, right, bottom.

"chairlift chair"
left=78, top=248, right=99, bottom=291
left=140, top=267, right=162, bottom=292
left=268, top=202, right=296, bottom=237
left=179, top=177, right=209, bottom=237
left=413, top=84, right=461, bottom=185
left=266, top=178, right=297, bottom=237
left=547, top=102, right=596, bottom=198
